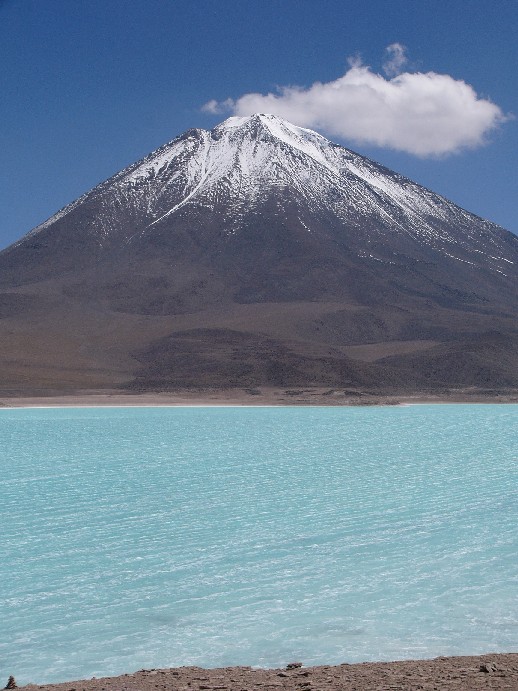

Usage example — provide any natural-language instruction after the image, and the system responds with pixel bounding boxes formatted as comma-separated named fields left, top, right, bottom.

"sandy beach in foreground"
left=1, top=387, right=518, bottom=408
left=16, top=654, right=518, bottom=690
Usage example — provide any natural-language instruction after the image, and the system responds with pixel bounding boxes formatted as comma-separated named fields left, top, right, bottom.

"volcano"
left=1, top=114, right=517, bottom=397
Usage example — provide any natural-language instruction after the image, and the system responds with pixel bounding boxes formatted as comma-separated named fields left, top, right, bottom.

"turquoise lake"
left=1, top=404, right=517, bottom=684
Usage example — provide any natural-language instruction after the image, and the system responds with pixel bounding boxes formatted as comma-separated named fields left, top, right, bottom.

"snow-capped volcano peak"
left=212, top=113, right=339, bottom=173
left=215, top=112, right=326, bottom=145
left=215, top=113, right=288, bottom=130
left=22, top=114, right=516, bottom=280
left=215, top=112, right=319, bottom=138
left=2, top=116, right=517, bottom=397
left=115, top=112, right=347, bottom=230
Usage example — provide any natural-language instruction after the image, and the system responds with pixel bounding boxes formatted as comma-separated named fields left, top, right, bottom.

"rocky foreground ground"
left=13, top=654, right=518, bottom=690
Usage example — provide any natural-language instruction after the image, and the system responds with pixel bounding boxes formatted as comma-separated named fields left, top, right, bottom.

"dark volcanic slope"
left=0, top=114, right=517, bottom=395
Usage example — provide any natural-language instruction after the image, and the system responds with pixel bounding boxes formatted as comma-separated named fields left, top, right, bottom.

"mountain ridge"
left=0, top=114, right=516, bottom=396
left=21, top=114, right=516, bottom=265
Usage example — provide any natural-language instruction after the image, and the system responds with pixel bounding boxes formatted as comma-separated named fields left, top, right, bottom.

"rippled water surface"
left=1, top=405, right=517, bottom=684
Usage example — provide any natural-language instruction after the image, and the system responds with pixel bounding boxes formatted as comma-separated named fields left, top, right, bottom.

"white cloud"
left=203, top=48, right=508, bottom=157
left=382, top=43, right=408, bottom=77
left=202, top=98, right=234, bottom=114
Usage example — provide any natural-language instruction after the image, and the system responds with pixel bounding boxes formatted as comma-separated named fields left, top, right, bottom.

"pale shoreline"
left=1, top=387, right=518, bottom=409
left=19, top=653, right=518, bottom=690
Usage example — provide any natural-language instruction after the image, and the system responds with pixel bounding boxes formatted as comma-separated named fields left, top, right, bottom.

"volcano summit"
left=1, top=114, right=517, bottom=397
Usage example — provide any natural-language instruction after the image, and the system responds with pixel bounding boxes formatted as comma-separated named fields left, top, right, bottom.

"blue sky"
left=1, top=0, right=517, bottom=250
